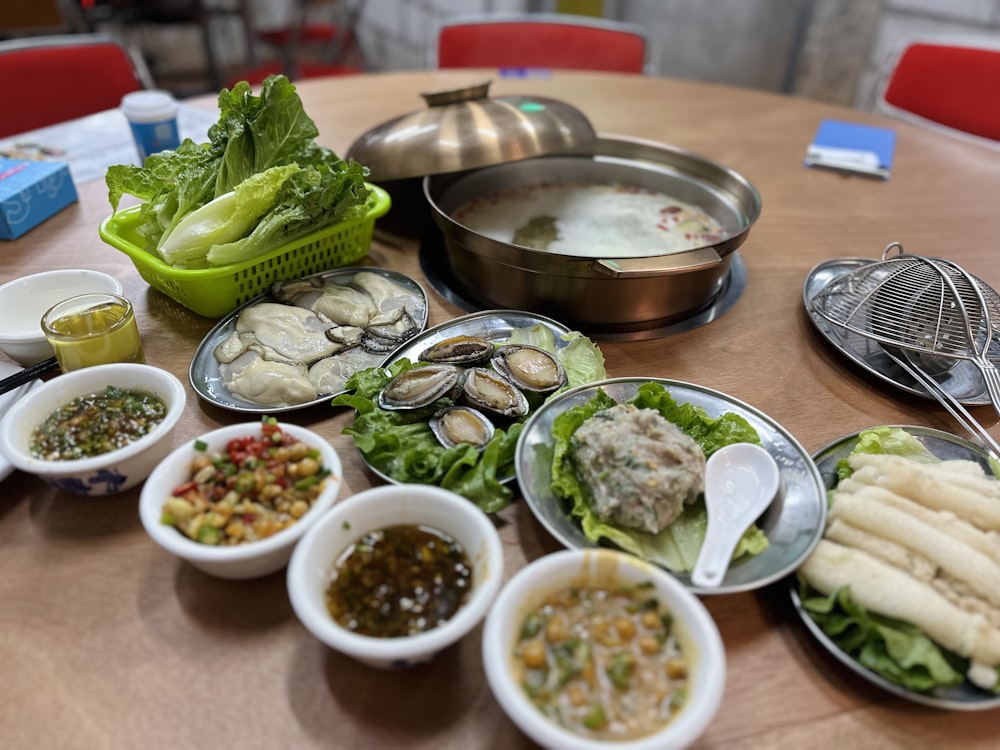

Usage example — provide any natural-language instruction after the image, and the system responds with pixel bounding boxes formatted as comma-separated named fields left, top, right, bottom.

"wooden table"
left=2, top=71, right=998, bottom=750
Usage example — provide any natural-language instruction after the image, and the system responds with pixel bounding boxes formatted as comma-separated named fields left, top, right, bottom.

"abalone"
left=429, top=406, right=495, bottom=450
left=419, top=335, right=495, bottom=366
left=378, top=364, right=465, bottom=410
left=461, top=367, right=529, bottom=418
left=492, top=344, right=567, bottom=393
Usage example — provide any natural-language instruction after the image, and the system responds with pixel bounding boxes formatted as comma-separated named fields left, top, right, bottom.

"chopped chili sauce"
left=30, top=385, right=167, bottom=461
left=325, top=524, right=472, bottom=638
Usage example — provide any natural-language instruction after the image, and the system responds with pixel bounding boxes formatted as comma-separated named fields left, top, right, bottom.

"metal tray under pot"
left=423, top=135, right=762, bottom=332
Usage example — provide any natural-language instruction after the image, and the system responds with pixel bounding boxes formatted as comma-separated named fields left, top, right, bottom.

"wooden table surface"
left=2, top=70, right=999, bottom=750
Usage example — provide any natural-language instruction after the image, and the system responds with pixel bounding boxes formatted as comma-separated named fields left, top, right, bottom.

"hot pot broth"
left=452, top=182, right=725, bottom=258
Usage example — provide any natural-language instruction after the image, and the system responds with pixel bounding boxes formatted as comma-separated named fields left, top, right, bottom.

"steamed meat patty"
left=571, top=404, right=706, bottom=534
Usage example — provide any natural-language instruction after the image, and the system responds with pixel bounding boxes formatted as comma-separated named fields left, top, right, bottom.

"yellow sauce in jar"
left=42, top=295, right=145, bottom=371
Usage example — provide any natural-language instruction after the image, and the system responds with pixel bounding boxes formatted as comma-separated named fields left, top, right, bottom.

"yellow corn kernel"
left=566, top=684, right=588, bottom=706
left=545, top=614, right=568, bottom=642
left=638, top=635, right=661, bottom=655
left=615, top=616, right=636, bottom=641
left=666, top=658, right=688, bottom=679
left=641, top=611, right=661, bottom=630
left=289, top=500, right=310, bottom=518
left=225, top=519, right=245, bottom=541
left=521, top=639, right=546, bottom=669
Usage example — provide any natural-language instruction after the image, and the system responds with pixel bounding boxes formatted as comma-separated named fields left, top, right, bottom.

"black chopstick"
left=0, top=356, right=60, bottom=396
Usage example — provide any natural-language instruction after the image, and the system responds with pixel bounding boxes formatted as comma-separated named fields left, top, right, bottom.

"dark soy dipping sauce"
left=325, top=524, right=473, bottom=638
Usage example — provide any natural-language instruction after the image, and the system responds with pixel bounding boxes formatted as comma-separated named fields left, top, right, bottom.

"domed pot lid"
left=345, top=80, right=597, bottom=181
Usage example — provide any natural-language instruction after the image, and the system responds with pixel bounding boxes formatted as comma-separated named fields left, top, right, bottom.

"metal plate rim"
left=188, top=267, right=429, bottom=414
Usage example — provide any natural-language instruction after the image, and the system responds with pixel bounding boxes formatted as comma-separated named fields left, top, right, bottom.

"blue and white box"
left=0, top=159, right=79, bottom=240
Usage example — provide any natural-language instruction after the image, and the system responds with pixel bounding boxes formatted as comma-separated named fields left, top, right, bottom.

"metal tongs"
left=809, top=242, right=1000, bottom=459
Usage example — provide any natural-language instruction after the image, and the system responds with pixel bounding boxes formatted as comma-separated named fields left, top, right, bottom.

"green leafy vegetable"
left=799, top=583, right=966, bottom=692
left=332, top=325, right=606, bottom=512
left=549, top=381, right=768, bottom=572
left=105, top=75, right=371, bottom=268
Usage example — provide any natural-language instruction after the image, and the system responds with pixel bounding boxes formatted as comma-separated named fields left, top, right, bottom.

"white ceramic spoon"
left=691, top=443, right=780, bottom=589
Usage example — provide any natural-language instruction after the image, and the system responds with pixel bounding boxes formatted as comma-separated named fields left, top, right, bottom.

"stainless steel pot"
left=423, top=135, right=762, bottom=331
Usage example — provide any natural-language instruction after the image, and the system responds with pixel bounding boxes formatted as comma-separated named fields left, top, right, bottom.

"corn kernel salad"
left=161, top=418, right=330, bottom=546
left=513, top=581, right=689, bottom=740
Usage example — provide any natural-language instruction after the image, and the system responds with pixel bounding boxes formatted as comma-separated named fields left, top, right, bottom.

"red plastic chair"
left=435, top=13, right=649, bottom=74
left=0, top=33, right=153, bottom=138
left=876, top=38, right=1000, bottom=147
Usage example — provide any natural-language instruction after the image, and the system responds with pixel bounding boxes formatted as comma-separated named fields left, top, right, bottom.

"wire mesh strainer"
left=809, top=244, right=1000, bottom=453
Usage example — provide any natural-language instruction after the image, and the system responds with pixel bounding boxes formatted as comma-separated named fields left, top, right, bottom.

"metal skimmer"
left=809, top=244, right=1000, bottom=456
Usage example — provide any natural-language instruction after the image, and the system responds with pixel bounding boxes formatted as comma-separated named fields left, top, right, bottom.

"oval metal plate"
left=189, top=267, right=428, bottom=414
left=359, top=309, right=576, bottom=487
left=515, top=376, right=827, bottom=595
left=803, top=257, right=998, bottom=405
left=790, top=425, right=1000, bottom=710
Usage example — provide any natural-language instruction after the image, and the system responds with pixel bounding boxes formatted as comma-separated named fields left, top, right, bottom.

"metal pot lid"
left=345, top=80, right=597, bottom=181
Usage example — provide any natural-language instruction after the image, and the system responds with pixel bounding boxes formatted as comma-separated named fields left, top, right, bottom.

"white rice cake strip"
left=799, top=539, right=1000, bottom=665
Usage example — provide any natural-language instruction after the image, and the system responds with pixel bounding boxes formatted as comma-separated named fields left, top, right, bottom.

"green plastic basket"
left=99, top=184, right=391, bottom=318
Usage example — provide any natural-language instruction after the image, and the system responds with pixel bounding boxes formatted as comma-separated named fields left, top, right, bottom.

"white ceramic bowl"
left=0, top=269, right=123, bottom=365
left=287, top=484, right=504, bottom=669
left=482, top=549, right=726, bottom=750
left=140, top=422, right=343, bottom=580
left=0, top=363, right=185, bottom=495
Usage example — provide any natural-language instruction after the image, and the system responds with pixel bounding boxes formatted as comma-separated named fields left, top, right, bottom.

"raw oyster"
left=272, top=278, right=377, bottom=327
left=219, top=351, right=317, bottom=407
left=429, top=406, right=495, bottom=450
left=462, top=367, right=529, bottom=418
left=419, top=335, right=495, bottom=366
left=351, top=270, right=420, bottom=325
left=492, top=344, right=567, bottom=393
left=308, top=348, right=384, bottom=395
left=231, top=302, right=341, bottom=364
left=363, top=309, right=420, bottom=353
left=378, top=364, right=465, bottom=410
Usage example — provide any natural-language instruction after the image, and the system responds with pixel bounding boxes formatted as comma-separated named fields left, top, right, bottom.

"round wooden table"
left=2, top=71, right=998, bottom=749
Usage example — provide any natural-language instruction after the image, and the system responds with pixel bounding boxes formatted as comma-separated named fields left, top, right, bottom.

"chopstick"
left=0, top=356, right=60, bottom=396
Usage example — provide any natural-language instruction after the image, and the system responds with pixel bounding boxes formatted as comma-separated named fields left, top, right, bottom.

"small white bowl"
left=0, top=363, right=185, bottom=495
left=0, top=269, right=123, bottom=365
left=140, top=422, right=343, bottom=580
left=287, top=484, right=504, bottom=669
left=482, top=549, right=726, bottom=750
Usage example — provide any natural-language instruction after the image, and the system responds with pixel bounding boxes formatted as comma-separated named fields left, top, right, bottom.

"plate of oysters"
left=189, top=267, right=429, bottom=413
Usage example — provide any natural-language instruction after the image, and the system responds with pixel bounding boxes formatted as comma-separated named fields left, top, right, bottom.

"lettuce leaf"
left=550, top=381, right=768, bottom=572
left=799, top=583, right=965, bottom=692
left=105, top=75, right=370, bottom=268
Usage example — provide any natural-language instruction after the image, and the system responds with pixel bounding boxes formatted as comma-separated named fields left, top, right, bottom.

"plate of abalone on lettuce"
left=514, top=377, right=826, bottom=595
left=331, top=310, right=607, bottom=513
left=189, top=267, right=428, bottom=413
left=792, top=425, right=1000, bottom=710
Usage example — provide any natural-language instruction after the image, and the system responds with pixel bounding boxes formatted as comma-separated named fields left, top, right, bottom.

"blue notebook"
left=805, top=119, right=897, bottom=179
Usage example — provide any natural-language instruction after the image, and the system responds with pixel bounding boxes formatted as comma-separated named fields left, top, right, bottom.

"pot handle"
left=591, top=248, right=723, bottom=278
